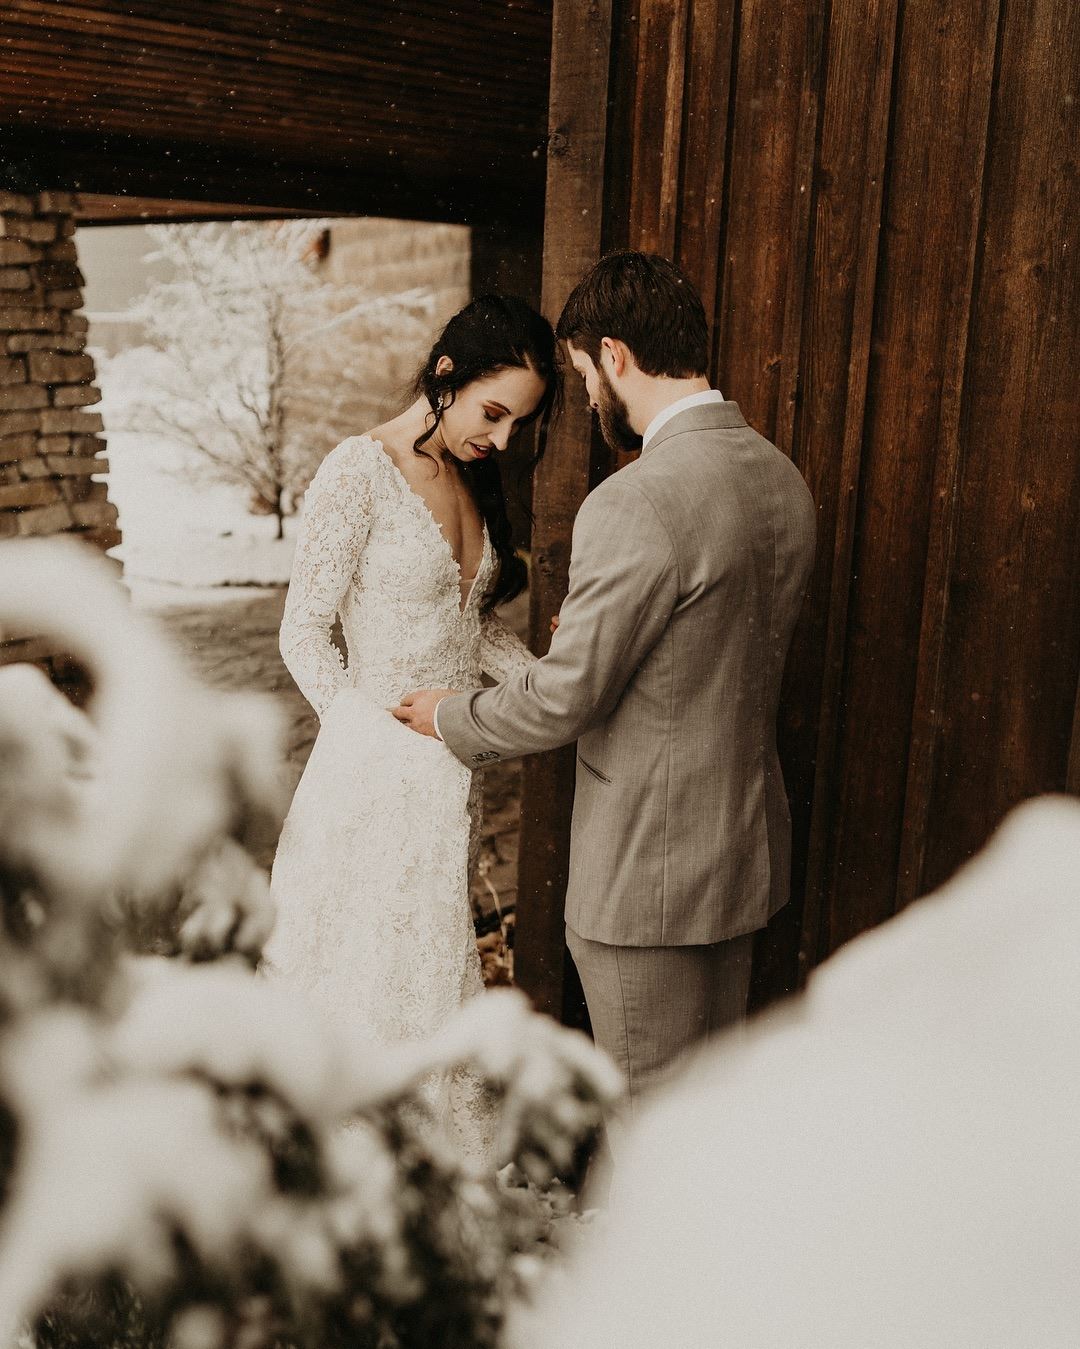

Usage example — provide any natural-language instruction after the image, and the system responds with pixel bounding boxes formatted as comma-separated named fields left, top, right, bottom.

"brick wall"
left=0, top=190, right=119, bottom=677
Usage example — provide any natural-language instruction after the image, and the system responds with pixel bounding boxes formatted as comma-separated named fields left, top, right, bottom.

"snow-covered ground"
left=105, top=430, right=297, bottom=591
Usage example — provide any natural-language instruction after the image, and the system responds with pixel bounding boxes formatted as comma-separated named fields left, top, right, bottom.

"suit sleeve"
left=436, top=477, right=678, bottom=767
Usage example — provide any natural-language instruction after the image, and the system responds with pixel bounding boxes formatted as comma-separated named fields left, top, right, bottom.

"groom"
left=395, top=252, right=816, bottom=1110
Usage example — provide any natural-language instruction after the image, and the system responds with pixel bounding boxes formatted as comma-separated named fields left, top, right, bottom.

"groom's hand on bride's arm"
left=392, top=688, right=457, bottom=738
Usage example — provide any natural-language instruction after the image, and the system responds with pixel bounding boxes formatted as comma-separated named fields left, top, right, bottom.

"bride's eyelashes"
left=483, top=409, right=530, bottom=432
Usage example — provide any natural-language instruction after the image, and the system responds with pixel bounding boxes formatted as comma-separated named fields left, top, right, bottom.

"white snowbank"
left=515, top=795, right=1080, bottom=1349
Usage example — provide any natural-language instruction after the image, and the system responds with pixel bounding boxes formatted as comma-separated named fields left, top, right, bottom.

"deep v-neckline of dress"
left=364, top=434, right=489, bottom=615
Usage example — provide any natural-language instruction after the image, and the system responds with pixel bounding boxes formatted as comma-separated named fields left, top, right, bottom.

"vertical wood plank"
left=797, top=0, right=900, bottom=968
left=601, top=0, right=643, bottom=254
left=895, top=0, right=1003, bottom=909
left=628, top=0, right=689, bottom=256
left=713, top=0, right=815, bottom=439
left=810, top=0, right=1007, bottom=953
left=514, top=0, right=613, bottom=1020
left=747, top=5, right=827, bottom=1003
left=674, top=0, right=738, bottom=329
left=920, top=0, right=1080, bottom=889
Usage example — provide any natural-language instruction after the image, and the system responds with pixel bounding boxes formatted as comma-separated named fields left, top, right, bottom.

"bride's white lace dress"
left=263, top=433, right=534, bottom=1167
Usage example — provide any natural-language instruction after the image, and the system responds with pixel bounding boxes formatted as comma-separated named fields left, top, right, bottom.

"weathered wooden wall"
left=527, top=0, right=1079, bottom=1012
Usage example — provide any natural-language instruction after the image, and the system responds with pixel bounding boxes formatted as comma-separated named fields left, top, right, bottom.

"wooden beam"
left=73, top=195, right=311, bottom=225
left=1, top=126, right=542, bottom=228
left=514, top=0, right=613, bottom=1022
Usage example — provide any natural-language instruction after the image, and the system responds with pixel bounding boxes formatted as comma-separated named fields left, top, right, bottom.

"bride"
left=263, top=295, right=559, bottom=1166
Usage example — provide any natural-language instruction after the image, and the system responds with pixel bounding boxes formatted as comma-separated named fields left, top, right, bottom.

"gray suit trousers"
left=566, top=924, right=754, bottom=1112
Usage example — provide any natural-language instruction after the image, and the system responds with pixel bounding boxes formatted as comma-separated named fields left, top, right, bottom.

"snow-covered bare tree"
left=100, top=221, right=435, bottom=539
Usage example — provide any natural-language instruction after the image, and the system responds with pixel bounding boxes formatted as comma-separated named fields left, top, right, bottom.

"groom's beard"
left=596, top=367, right=643, bottom=454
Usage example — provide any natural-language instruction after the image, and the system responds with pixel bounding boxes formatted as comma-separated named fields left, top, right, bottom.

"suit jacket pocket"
left=577, top=753, right=612, bottom=785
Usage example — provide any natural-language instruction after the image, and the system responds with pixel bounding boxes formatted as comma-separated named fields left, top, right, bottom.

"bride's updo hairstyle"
left=410, top=294, right=560, bottom=612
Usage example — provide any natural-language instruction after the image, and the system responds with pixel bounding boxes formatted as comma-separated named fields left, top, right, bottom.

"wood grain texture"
left=895, top=1, right=1004, bottom=909
left=72, top=195, right=309, bottom=223
left=810, top=0, right=1006, bottom=950
left=746, top=4, right=826, bottom=1004
left=674, top=0, right=737, bottom=346
left=797, top=0, right=901, bottom=968
left=627, top=0, right=688, bottom=256
left=0, top=1, right=552, bottom=223
left=599, top=0, right=642, bottom=254
left=774, top=8, right=825, bottom=461
left=537, top=0, right=1077, bottom=1003
left=919, top=0, right=1080, bottom=890
left=713, top=0, right=814, bottom=439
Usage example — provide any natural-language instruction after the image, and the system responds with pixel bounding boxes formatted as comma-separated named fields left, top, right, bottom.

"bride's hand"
left=550, top=613, right=560, bottom=634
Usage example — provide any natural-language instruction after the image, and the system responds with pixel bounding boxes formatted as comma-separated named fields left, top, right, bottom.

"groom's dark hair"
left=556, top=252, right=709, bottom=378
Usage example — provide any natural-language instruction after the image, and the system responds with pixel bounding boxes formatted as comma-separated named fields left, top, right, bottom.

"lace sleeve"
left=280, top=442, right=373, bottom=719
left=478, top=608, right=537, bottom=682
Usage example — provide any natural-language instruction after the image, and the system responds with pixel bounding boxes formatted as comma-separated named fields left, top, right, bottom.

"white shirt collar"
left=641, top=389, right=726, bottom=451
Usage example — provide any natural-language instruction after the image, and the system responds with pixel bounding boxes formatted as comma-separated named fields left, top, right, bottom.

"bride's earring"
left=435, top=393, right=445, bottom=416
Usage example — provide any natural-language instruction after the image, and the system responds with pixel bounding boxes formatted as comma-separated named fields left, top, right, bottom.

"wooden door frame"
left=513, top=0, right=615, bottom=1022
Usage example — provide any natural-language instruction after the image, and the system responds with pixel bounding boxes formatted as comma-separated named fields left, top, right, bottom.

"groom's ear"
left=600, top=337, right=631, bottom=379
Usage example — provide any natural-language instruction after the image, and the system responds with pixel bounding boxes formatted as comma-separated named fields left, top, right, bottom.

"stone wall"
left=316, top=217, right=471, bottom=432
left=0, top=190, right=118, bottom=672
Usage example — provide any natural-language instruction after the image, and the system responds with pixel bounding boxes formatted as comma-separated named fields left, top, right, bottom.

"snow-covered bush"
left=0, top=539, right=621, bottom=1349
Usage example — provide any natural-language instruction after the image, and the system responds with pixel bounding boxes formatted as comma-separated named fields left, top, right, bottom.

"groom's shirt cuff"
left=432, top=699, right=444, bottom=742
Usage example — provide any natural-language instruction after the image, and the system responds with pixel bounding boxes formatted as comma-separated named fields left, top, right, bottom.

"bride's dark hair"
left=410, top=294, right=560, bottom=612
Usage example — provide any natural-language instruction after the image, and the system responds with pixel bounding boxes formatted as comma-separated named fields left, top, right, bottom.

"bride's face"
left=434, top=362, right=548, bottom=465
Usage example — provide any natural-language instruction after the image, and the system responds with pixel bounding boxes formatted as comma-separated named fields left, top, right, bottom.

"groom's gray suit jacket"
left=437, top=401, right=817, bottom=947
